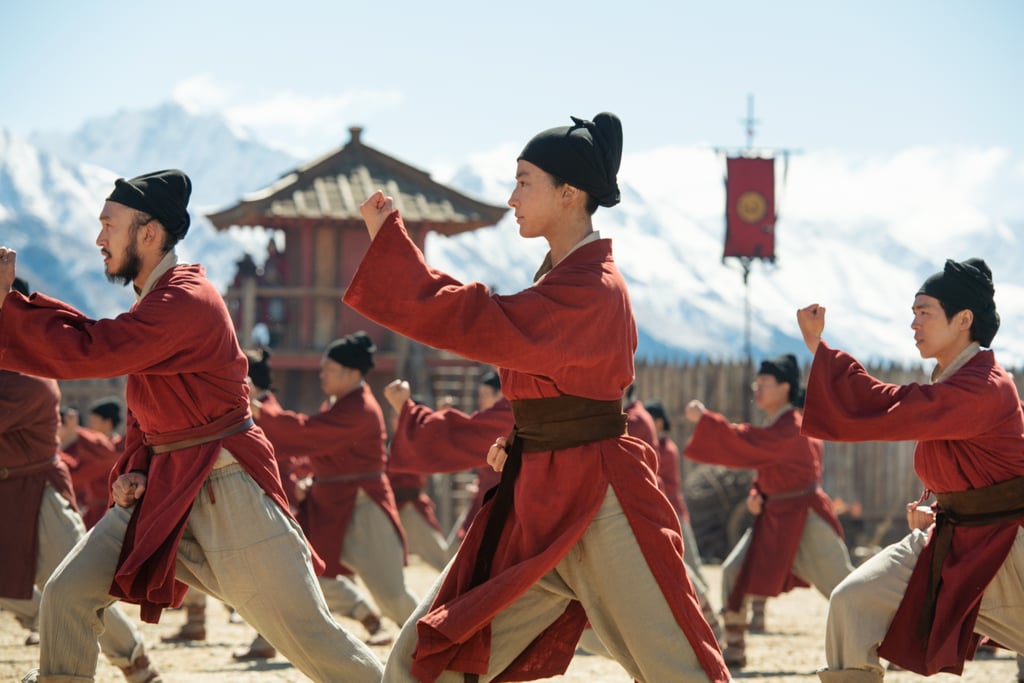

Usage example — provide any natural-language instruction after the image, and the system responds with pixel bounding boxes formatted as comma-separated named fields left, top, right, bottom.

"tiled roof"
left=206, top=127, right=507, bottom=236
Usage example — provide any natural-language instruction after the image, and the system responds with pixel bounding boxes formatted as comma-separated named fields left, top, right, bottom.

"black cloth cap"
left=325, top=331, right=376, bottom=373
left=757, top=353, right=803, bottom=406
left=479, top=370, right=501, bottom=391
left=107, top=169, right=192, bottom=240
left=89, top=397, right=123, bottom=429
left=644, top=399, right=670, bottom=432
left=518, top=112, right=623, bottom=207
left=245, top=347, right=273, bottom=391
left=916, top=258, right=1000, bottom=347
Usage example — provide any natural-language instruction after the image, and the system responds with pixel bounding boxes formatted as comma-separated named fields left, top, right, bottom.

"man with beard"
left=0, top=278, right=158, bottom=682
left=0, top=169, right=383, bottom=683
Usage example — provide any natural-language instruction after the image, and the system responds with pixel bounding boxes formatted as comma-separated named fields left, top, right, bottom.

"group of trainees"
left=0, top=108, right=1020, bottom=683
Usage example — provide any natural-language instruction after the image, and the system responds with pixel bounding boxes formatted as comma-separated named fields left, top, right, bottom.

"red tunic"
left=343, top=212, right=729, bottom=683
left=801, top=342, right=1024, bottom=675
left=684, top=407, right=843, bottom=607
left=390, top=470, right=444, bottom=534
left=625, top=399, right=658, bottom=453
left=256, top=385, right=405, bottom=578
left=62, top=427, right=120, bottom=528
left=0, top=371, right=77, bottom=599
left=389, top=397, right=516, bottom=537
left=657, top=435, right=689, bottom=522
left=0, top=267, right=310, bottom=622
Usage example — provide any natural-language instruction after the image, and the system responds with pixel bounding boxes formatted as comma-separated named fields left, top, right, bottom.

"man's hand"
left=111, top=472, right=147, bottom=507
left=746, top=491, right=765, bottom=516
left=685, top=399, right=706, bottom=424
left=384, top=379, right=411, bottom=414
left=906, top=502, right=935, bottom=532
left=0, top=246, right=17, bottom=308
left=487, top=436, right=508, bottom=472
left=359, top=190, right=395, bottom=241
left=796, top=304, right=826, bottom=354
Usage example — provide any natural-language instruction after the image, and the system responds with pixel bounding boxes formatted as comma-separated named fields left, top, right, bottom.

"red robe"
left=343, top=212, right=729, bottom=683
left=0, top=371, right=77, bottom=599
left=389, top=397, right=515, bottom=537
left=625, top=399, right=658, bottom=453
left=390, top=470, right=444, bottom=534
left=0, top=267, right=311, bottom=622
left=62, top=427, right=120, bottom=528
left=657, top=436, right=689, bottom=522
left=256, top=385, right=405, bottom=578
left=684, top=407, right=843, bottom=606
left=801, top=342, right=1024, bottom=675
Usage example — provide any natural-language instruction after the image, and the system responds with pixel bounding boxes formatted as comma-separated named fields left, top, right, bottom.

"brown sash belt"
left=150, top=417, right=254, bottom=454
left=766, top=484, right=819, bottom=502
left=464, top=395, right=626, bottom=683
left=0, top=453, right=60, bottom=480
left=312, top=471, right=382, bottom=485
left=918, top=476, right=1024, bottom=640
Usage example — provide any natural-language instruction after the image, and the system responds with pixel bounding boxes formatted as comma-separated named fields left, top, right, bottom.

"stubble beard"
left=105, top=240, right=143, bottom=287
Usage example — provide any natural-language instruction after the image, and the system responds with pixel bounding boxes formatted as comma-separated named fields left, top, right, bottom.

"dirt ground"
left=1, top=559, right=1020, bottom=682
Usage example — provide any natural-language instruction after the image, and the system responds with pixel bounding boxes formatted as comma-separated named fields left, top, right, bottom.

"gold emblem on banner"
left=736, top=191, right=767, bottom=223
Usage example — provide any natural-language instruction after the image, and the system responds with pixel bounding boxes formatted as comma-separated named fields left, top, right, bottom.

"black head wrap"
left=916, top=258, right=1000, bottom=347
left=644, top=399, right=670, bottom=432
left=245, top=347, right=273, bottom=391
left=757, top=353, right=804, bottom=407
left=12, top=277, right=29, bottom=296
left=479, top=370, right=501, bottom=392
left=106, top=169, right=192, bottom=241
left=518, top=112, right=623, bottom=207
left=88, top=397, right=123, bottom=429
left=325, top=331, right=376, bottom=374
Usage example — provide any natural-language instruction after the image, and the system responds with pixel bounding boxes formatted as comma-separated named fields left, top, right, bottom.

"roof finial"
left=349, top=126, right=363, bottom=145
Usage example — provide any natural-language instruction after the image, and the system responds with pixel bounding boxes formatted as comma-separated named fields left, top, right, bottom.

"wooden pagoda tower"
left=206, top=126, right=508, bottom=413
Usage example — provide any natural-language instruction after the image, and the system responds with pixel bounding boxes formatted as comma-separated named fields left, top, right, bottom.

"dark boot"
left=232, top=633, right=276, bottom=660
left=119, top=652, right=163, bottom=683
left=161, top=603, right=206, bottom=642
left=749, top=596, right=766, bottom=632
left=722, top=610, right=747, bottom=669
left=360, top=612, right=394, bottom=646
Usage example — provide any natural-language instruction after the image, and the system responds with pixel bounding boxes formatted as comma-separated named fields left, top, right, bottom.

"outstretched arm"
left=359, top=190, right=396, bottom=241
left=796, top=303, right=825, bottom=355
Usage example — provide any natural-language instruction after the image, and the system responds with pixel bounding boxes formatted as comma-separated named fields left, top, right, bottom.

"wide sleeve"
left=257, top=399, right=365, bottom=461
left=389, top=402, right=504, bottom=474
left=0, top=285, right=223, bottom=380
left=343, top=211, right=628, bottom=380
left=683, top=410, right=798, bottom=469
left=801, top=342, right=1006, bottom=443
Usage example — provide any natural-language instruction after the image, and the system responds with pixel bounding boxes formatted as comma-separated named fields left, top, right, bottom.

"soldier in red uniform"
left=797, top=258, right=1024, bottom=681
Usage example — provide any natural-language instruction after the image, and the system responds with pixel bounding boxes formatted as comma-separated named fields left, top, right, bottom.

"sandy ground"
left=1, top=558, right=1020, bottom=682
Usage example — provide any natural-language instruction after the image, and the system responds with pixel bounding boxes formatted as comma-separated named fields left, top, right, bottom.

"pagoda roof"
left=206, top=127, right=507, bottom=236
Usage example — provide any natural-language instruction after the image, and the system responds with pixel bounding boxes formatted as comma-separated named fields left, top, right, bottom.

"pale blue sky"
left=1, top=0, right=1021, bottom=168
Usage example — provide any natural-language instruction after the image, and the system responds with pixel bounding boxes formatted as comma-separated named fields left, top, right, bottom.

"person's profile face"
left=751, top=374, right=789, bottom=412
left=507, top=160, right=562, bottom=241
left=910, top=294, right=964, bottom=362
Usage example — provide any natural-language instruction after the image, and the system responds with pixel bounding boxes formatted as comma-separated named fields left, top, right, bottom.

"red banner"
left=723, top=157, right=776, bottom=261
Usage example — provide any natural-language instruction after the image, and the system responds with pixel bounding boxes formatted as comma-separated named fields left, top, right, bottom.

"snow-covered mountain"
left=3, top=104, right=1023, bottom=368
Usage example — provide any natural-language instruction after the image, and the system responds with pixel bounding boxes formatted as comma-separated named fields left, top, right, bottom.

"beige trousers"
left=35, top=463, right=383, bottom=683
left=0, top=485, right=144, bottom=668
left=821, top=526, right=1024, bottom=679
left=383, top=485, right=722, bottom=683
left=721, top=511, right=853, bottom=610
left=400, top=503, right=452, bottom=573
left=340, top=489, right=420, bottom=626
left=681, top=515, right=710, bottom=596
